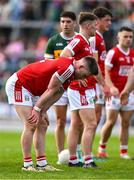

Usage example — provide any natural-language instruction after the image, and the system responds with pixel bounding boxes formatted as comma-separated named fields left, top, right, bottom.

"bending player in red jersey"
left=5, top=56, right=98, bottom=171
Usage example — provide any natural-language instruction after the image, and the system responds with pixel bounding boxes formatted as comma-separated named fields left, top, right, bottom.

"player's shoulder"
left=129, top=48, right=134, bottom=54
left=49, top=33, right=61, bottom=41
left=109, top=46, right=118, bottom=53
left=74, top=33, right=84, bottom=40
left=72, top=33, right=88, bottom=45
left=107, top=47, right=116, bottom=57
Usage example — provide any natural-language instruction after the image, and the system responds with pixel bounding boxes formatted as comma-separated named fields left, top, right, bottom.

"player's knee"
left=121, top=120, right=129, bottom=129
left=56, top=117, right=66, bottom=128
left=107, top=120, right=115, bottom=128
left=85, top=121, right=97, bottom=131
left=25, top=123, right=37, bottom=133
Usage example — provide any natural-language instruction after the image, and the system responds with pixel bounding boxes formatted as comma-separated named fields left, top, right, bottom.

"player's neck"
left=96, top=28, right=104, bottom=35
left=61, top=31, right=75, bottom=39
left=119, top=44, right=129, bottom=53
left=79, top=30, right=90, bottom=41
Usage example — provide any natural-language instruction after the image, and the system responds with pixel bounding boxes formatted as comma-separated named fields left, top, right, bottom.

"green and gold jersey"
left=44, top=32, right=75, bottom=59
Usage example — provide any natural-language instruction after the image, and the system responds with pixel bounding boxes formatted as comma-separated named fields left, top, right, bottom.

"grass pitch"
left=0, top=131, right=134, bottom=179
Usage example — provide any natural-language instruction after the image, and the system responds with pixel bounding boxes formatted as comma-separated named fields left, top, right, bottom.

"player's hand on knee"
left=28, top=109, right=40, bottom=125
left=41, top=113, right=49, bottom=126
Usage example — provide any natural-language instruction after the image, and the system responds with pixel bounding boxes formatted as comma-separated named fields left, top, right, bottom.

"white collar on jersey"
left=117, top=44, right=130, bottom=56
left=60, top=32, right=77, bottom=40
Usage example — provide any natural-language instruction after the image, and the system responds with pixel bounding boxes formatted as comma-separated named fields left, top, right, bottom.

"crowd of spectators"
left=0, top=0, right=134, bottom=102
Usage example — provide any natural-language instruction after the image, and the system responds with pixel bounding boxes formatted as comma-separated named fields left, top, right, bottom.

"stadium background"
left=0, top=0, right=134, bottom=131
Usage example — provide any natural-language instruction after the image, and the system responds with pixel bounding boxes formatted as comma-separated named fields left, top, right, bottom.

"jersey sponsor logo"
left=119, top=57, right=132, bottom=63
left=119, top=65, right=132, bottom=76
left=85, top=47, right=91, bottom=51
left=119, top=57, right=124, bottom=61
left=56, top=43, right=64, bottom=46
left=126, top=57, right=131, bottom=63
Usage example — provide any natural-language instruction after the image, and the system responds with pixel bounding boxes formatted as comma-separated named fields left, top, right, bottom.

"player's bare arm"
left=122, top=66, right=134, bottom=93
left=60, top=47, right=73, bottom=57
left=94, top=65, right=111, bottom=98
left=36, top=74, right=64, bottom=110
left=28, top=75, right=64, bottom=124
left=105, top=65, right=119, bottom=96
left=120, top=66, right=134, bottom=105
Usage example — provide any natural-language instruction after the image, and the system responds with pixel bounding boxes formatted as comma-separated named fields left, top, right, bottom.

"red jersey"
left=90, top=31, right=106, bottom=76
left=65, top=33, right=95, bottom=91
left=105, top=45, right=134, bottom=92
left=17, top=57, right=75, bottom=96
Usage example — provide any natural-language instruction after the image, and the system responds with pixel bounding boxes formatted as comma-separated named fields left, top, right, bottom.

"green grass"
left=0, top=131, right=134, bottom=179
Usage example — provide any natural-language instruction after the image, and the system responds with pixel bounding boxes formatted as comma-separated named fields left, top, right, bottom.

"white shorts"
left=67, top=88, right=96, bottom=111
left=106, top=92, right=134, bottom=111
left=5, top=73, right=39, bottom=106
left=95, top=83, right=105, bottom=105
left=54, top=91, right=69, bottom=106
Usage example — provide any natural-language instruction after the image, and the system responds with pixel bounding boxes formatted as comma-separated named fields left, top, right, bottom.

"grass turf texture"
left=0, top=132, right=134, bottom=179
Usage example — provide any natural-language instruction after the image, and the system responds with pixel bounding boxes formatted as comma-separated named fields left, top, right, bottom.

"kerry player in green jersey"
left=45, top=12, right=77, bottom=59
left=44, top=11, right=77, bottom=164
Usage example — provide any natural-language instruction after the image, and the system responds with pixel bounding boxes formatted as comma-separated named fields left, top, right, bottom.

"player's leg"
left=5, top=73, right=37, bottom=171
left=95, top=83, right=105, bottom=124
left=98, top=109, right=118, bottom=158
left=33, top=112, right=48, bottom=165
left=67, top=110, right=83, bottom=166
left=79, top=108, right=98, bottom=168
left=33, top=112, right=61, bottom=171
left=15, top=105, right=37, bottom=171
left=53, top=91, right=68, bottom=157
left=98, top=96, right=120, bottom=158
left=90, top=84, right=105, bottom=159
left=68, top=88, right=98, bottom=168
left=119, top=92, right=134, bottom=159
left=54, top=105, right=68, bottom=153
left=95, top=104, right=103, bottom=124
left=119, top=110, right=133, bottom=159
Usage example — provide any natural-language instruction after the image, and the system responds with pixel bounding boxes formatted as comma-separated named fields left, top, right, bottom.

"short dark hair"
left=93, top=7, right=113, bottom=18
left=119, top=26, right=133, bottom=33
left=84, top=56, right=98, bottom=75
left=60, top=11, right=76, bottom=21
left=78, top=12, right=97, bottom=25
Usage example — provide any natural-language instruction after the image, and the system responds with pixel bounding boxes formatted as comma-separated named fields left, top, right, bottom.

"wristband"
left=34, top=106, right=41, bottom=112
